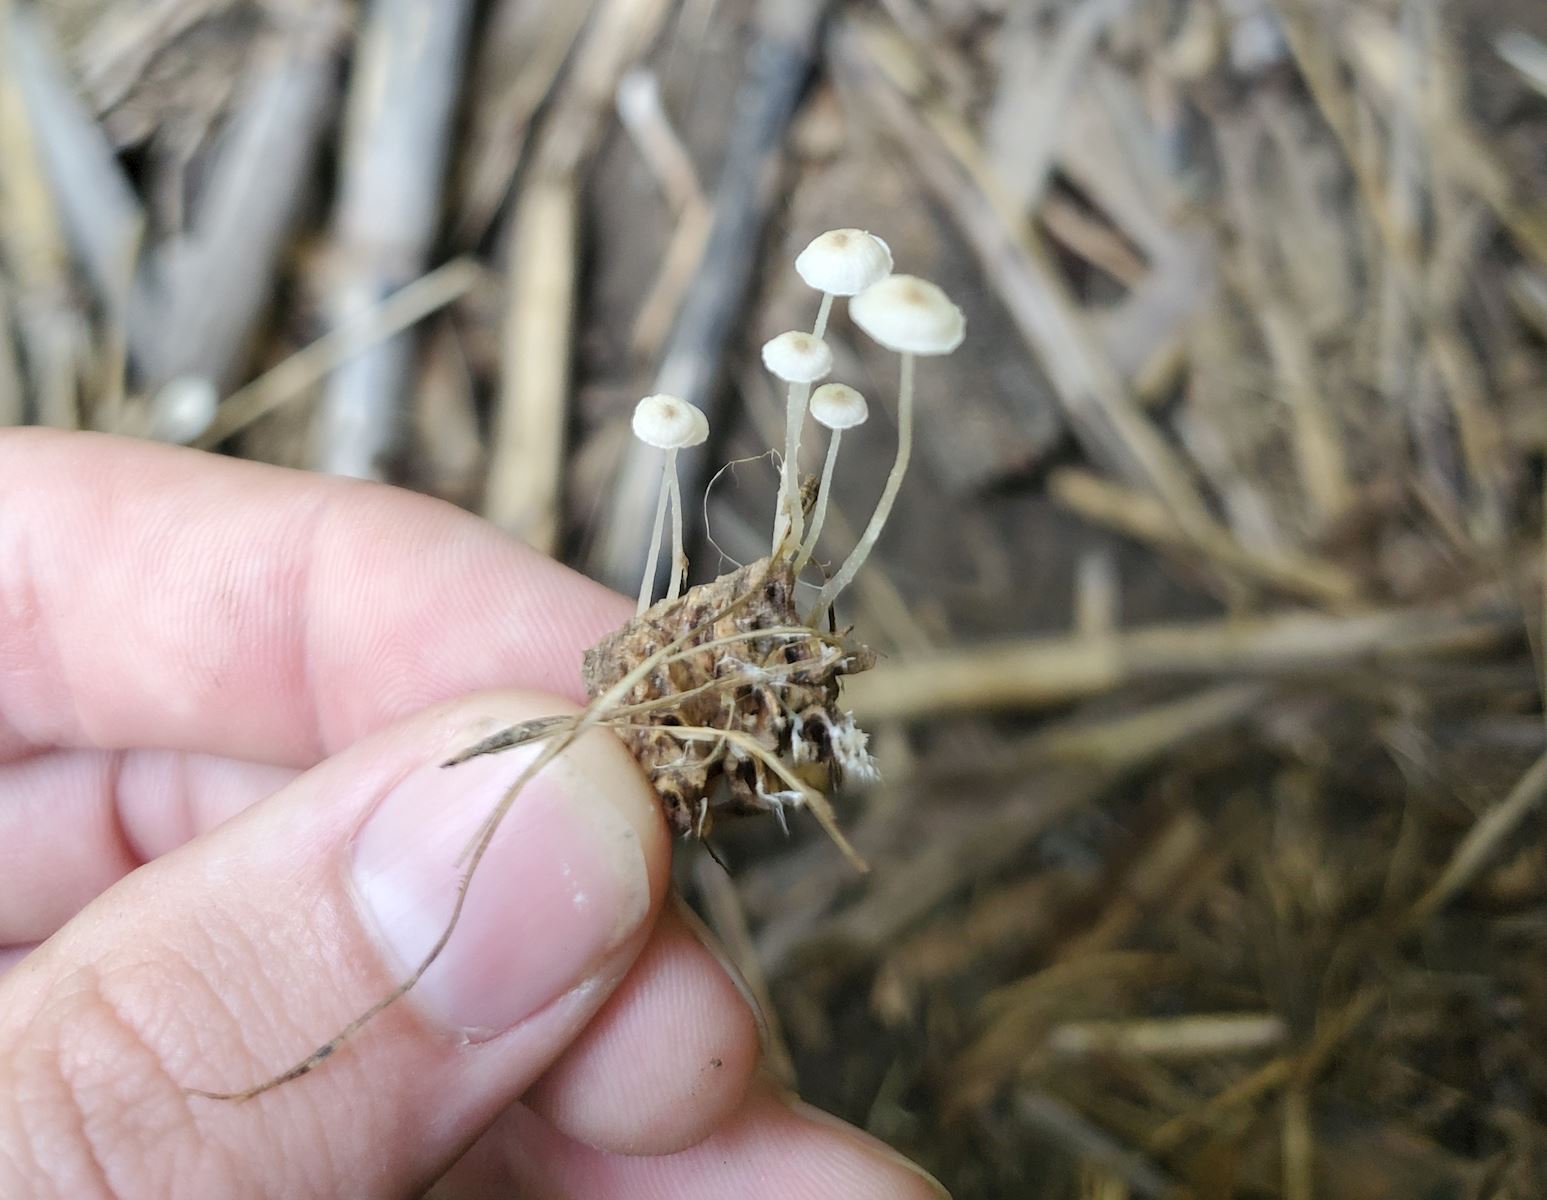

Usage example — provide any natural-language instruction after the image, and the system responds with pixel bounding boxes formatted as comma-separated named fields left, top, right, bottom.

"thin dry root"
left=187, top=722, right=581, bottom=1102
left=441, top=715, right=574, bottom=767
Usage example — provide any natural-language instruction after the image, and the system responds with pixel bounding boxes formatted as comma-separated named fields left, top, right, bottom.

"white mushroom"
left=631, top=393, right=709, bottom=613
left=848, top=273, right=965, bottom=356
left=809, top=381, right=868, bottom=428
left=763, top=332, right=832, bottom=553
left=761, top=330, right=834, bottom=384
left=811, top=275, right=964, bottom=621
left=795, top=384, right=868, bottom=572
left=772, top=229, right=893, bottom=555
left=795, top=229, right=894, bottom=304
left=631, top=392, right=700, bottom=445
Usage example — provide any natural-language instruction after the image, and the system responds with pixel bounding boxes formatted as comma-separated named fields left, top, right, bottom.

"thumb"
left=0, top=692, right=668, bottom=1199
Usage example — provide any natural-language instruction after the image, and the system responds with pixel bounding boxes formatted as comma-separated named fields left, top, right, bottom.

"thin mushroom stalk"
left=629, top=394, right=709, bottom=613
left=772, top=229, right=893, bottom=552
left=796, top=382, right=870, bottom=573
left=773, top=291, right=835, bottom=549
left=667, top=451, right=687, bottom=601
left=639, top=447, right=675, bottom=613
left=810, top=356, right=912, bottom=621
left=811, top=274, right=964, bottom=623
left=796, top=428, right=843, bottom=571
left=762, top=327, right=833, bottom=550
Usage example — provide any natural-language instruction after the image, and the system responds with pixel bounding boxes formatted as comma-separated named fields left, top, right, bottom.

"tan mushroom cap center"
left=850, top=273, right=965, bottom=356
left=795, top=229, right=893, bottom=297
left=762, top=330, right=834, bottom=382
left=810, top=383, right=869, bottom=430
left=632, top=393, right=707, bottom=449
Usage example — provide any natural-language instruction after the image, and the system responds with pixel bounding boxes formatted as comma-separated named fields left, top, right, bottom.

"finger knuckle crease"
left=11, top=964, right=230, bottom=1198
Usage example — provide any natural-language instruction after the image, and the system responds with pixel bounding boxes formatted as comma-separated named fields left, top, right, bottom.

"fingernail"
left=351, top=727, right=653, bottom=1035
left=783, top=1097, right=954, bottom=1199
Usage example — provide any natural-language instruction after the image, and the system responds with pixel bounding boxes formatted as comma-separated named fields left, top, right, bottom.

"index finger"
left=0, top=430, right=630, bottom=764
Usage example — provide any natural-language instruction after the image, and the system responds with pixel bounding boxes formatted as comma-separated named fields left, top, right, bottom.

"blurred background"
left=5, top=0, right=1547, bottom=1195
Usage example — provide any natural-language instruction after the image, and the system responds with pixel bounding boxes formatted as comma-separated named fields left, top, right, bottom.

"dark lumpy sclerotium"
left=580, top=554, right=873, bottom=838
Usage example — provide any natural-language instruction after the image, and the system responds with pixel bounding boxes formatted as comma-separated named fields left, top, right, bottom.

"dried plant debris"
left=583, top=552, right=877, bottom=840
left=188, top=229, right=960, bottom=1100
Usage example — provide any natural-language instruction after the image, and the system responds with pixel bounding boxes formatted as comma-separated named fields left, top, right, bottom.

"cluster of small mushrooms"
left=180, top=230, right=967, bottom=1103
left=630, top=228, right=965, bottom=619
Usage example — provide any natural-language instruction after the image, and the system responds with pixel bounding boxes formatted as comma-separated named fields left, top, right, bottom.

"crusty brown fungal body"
left=583, top=552, right=876, bottom=837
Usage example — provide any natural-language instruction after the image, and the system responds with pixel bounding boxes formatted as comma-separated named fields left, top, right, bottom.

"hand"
left=0, top=430, right=947, bottom=1199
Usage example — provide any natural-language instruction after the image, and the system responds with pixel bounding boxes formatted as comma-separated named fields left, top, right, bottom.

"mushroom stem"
left=637, top=449, right=675, bottom=614
left=794, top=429, right=843, bottom=573
left=810, top=352, right=914, bottom=622
left=667, top=449, right=687, bottom=601
left=812, top=290, right=834, bottom=338
left=771, top=291, right=837, bottom=552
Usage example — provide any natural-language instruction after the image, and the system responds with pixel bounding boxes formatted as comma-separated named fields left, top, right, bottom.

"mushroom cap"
left=809, top=383, right=869, bottom=430
left=850, top=274, right=965, bottom=356
left=684, top=404, right=709, bottom=446
left=795, top=229, right=893, bottom=296
left=632, top=393, right=708, bottom=449
left=761, top=331, right=834, bottom=383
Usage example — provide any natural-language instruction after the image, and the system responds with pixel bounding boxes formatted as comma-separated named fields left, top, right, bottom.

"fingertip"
left=456, top=1082, right=951, bottom=1199
left=525, top=908, right=760, bottom=1155
left=776, top=1094, right=953, bottom=1199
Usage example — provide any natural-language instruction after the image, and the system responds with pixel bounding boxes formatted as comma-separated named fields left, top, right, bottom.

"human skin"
left=0, top=429, right=947, bottom=1199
